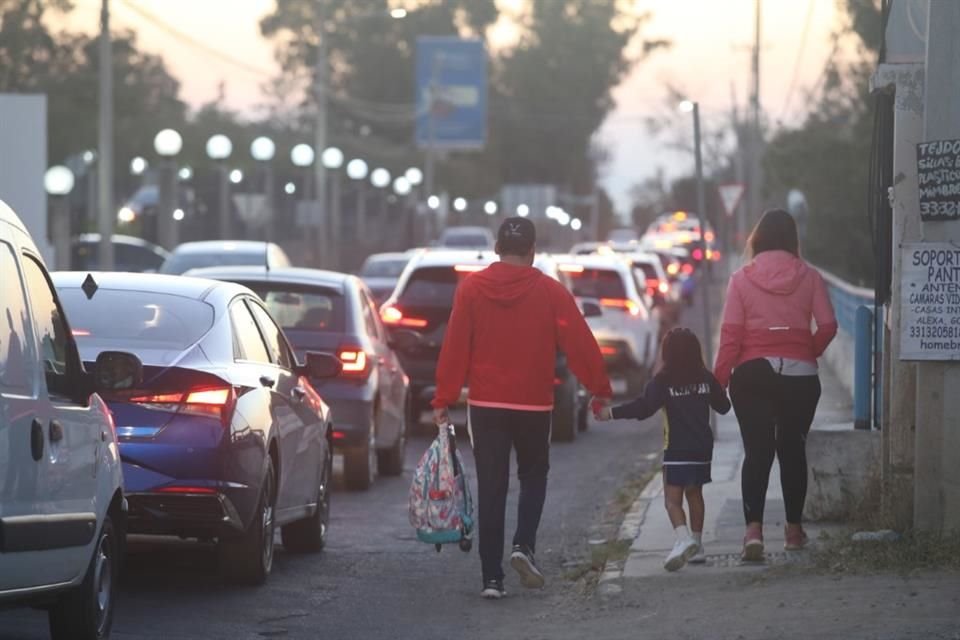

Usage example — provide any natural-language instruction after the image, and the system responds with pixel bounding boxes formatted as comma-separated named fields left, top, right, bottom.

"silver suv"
left=1, top=200, right=139, bottom=639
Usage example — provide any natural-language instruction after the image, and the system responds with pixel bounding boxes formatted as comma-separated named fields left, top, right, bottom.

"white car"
left=435, top=226, right=495, bottom=250
left=0, top=200, right=138, bottom=639
left=557, top=254, right=659, bottom=396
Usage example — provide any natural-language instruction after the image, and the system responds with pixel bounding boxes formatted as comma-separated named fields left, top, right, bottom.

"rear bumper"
left=311, top=379, right=376, bottom=448
left=125, top=488, right=246, bottom=538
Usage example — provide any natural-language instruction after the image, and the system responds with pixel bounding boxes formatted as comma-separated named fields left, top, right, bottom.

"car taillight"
left=666, top=263, right=680, bottom=276
left=600, top=345, right=620, bottom=357
left=338, top=346, right=371, bottom=380
left=681, top=263, right=694, bottom=275
left=380, top=305, right=428, bottom=328
left=645, top=277, right=659, bottom=294
left=658, top=281, right=670, bottom=294
left=692, top=248, right=704, bottom=261
left=127, top=386, right=234, bottom=422
left=600, top=298, right=641, bottom=316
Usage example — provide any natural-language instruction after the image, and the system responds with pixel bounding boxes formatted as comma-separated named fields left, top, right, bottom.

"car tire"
left=219, top=458, right=276, bottom=585
left=577, top=402, right=589, bottom=432
left=48, top=514, right=119, bottom=640
left=345, top=421, right=376, bottom=491
left=551, top=379, right=577, bottom=443
left=377, top=403, right=407, bottom=476
left=282, top=445, right=331, bottom=553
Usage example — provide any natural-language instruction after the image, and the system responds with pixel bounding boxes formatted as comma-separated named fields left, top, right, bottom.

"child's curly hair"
left=659, top=328, right=707, bottom=386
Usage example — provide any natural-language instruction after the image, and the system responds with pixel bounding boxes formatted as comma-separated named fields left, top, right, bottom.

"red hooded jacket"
left=432, top=261, right=612, bottom=411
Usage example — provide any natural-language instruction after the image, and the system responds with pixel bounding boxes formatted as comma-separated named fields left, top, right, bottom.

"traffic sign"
left=718, top=183, right=745, bottom=218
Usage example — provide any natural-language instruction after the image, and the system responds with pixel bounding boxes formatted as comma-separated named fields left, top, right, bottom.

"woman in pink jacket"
left=714, top=209, right=837, bottom=560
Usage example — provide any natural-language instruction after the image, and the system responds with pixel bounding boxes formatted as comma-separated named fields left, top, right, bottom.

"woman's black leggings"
left=729, top=359, right=821, bottom=525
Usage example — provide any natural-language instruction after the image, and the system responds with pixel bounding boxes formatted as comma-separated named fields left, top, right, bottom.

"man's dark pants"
left=468, top=405, right=551, bottom=583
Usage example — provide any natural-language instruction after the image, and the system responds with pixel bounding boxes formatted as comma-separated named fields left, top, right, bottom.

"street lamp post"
left=45, top=166, right=75, bottom=270
left=321, top=147, right=344, bottom=265
left=405, top=167, right=423, bottom=246
left=206, top=134, right=233, bottom=239
left=393, top=176, right=412, bottom=249
left=154, top=128, right=183, bottom=250
left=251, top=136, right=276, bottom=241
left=679, top=99, right=714, bottom=373
left=346, top=158, right=369, bottom=254
left=292, top=143, right=319, bottom=265
left=98, top=0, right=114, bottom=271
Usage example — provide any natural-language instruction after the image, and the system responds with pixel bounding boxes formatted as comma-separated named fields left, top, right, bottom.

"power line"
left=779, top=0, right=815, bottom=122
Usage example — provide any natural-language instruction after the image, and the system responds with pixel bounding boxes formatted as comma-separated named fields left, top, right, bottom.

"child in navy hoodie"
left=597, top=328, right=730, bottom=571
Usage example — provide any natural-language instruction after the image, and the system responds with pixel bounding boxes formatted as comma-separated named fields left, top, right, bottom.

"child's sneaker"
left=741, top=526, right=764, bottom=562
left=688, top=542, right=706, bottom=564
left=663, top=537, right=699, bottom=572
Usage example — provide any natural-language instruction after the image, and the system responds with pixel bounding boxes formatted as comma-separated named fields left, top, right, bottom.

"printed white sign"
left=899, top=242, right=960, bottom=360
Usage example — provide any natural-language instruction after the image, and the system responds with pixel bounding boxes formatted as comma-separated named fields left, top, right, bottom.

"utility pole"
left=97, top=0, right=114, bottom=270
left=691, top=102, right=713, bottom=371
left=747, top=0, right=763, bottom=231
left=914, top=1, right=960, bottom=533
left=313, top=21, right=331, bottom=269
left=423, top=55, right=442, bottom=242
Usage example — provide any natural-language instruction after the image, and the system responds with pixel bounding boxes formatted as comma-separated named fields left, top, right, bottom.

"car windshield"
left=160, top=251, right=266, bottom=275
left=440, top=234, right=490, bottom=248
left=58, top=288, right=215, bottom=365
left=240, top=283, right=346, bottom=332
left=361, top=258, right=408, bottom=278
left=568, top=268, right=628, bottom=299
left=399, top=266, right=472, bottom=307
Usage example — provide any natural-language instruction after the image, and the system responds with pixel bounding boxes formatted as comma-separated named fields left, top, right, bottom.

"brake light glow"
left=332, top=431, right=346, bottom=440
left=380, top=305, right=428, bottom=328
left=666, top=263, right=680, bottom=276
left=185, top=388, right=231, bottom=405
left=338, top=346, right=371, bottom=379
left=600, top=345, right=619, bottom=356
left=705, top=231, right=716, bottom=243
left=553, top=377, right=563, bottom=386
left=127, top=386, right=234, bottom=421
left=658, top=282, right=670, bottom=294
left=681, top=263, right=695, bottom=275
left=559, top=264, right=585, bottom=274
left=454, top=264, right=484, bottom=272
left=71, top=329, right=91, bottom=337
left=600, top=298, right=641, bottom=316
left=692, top=248, right=704, bottom=261
left=645, top=277, right=659, bottom=292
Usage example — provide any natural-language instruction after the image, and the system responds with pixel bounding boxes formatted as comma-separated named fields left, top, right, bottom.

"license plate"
left=611, top=379, right=628, bottom=395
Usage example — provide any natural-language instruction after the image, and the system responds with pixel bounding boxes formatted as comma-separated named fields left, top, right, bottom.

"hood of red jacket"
left=470, top=261, right=543, bottom=306
left=742, top=250, right=809, bottom=295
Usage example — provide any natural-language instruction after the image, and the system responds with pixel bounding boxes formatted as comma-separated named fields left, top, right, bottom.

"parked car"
left=186, top=266, right=410, bottom=491
left=558, top=254, right=659, bottom=396
left=359, top=252, right=412, bottom=304
left=379, top=250, right=587, bottom=442
left=71, top=233, right=170, bottom=272
left=1, top=200, right=136, bottom=639
left=435, top=226, right=495, bottom=250
left=52, top=271, right=340, bottom=585
left=159, top=240, right=291, bottom=275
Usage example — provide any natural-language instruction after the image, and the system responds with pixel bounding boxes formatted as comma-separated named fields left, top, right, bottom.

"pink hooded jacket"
left=713, top=250, right=838, bottom=387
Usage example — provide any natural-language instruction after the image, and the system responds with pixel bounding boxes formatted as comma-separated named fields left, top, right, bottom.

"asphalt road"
left=0, top=408, right=662, bottom=640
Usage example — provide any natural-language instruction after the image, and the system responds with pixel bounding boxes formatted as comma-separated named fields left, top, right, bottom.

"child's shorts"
left=663, top=463, right=712, bottom=487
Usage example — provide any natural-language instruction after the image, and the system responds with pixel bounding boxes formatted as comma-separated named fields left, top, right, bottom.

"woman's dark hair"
left=748, top=208, right=799, bottom=258
left=658, top=328, right=707, bottom=386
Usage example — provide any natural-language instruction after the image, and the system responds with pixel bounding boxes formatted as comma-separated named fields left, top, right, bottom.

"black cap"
left=496, top=217, right=536, bottom=256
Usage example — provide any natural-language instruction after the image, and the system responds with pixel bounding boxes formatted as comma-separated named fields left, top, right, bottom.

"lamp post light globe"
left=427, top=195, right=440, bottom=210
left=229, top=169, right=244, bottom=184
left=206, top=134, right=233, bottom=161
left=371, top=168, right=391, bottom=189
left=321, top=147, right=344, bottom=170
left=405, top=167, right=423, bottom=186
left=154, top=128, right=183, bottom=157
left=571, top=218, right=582, bottom=231
left=453, top=197, right=467, bottom=212
left=178, top=166, right=193, bottom=181
left=390, top=8, right=407, bottom=19
left=250, top=136, right=276, bottom=162
left=82, top=150, right=96, bottom=165
left=516, top=204, right=530, bottom=217
left=130, top=156, right=148, bottom=176
left=290, top=143, right=315, bottom=168
left=678, top=99, right=695, bottom=113
left=346, top=158, right=369, bottom=181
left=393, top=176, right=411, bottom=196
left=484, top=200, right=498, bottom=215
left=44, top=166, right=75, bottom=196
left=284, top=182, right=296, bottom=195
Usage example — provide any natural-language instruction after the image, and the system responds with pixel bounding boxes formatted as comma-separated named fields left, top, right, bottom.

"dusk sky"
left=61, top=0, right=842, bottom=215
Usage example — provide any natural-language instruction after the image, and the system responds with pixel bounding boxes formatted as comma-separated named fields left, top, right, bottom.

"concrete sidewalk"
left=603, top=364, right=854, bottom=585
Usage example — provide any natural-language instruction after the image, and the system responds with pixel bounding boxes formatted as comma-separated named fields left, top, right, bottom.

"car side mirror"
left=94, top=351, right=143, bottom=391
left=388, top=329, right=425, bottom=351
left=302, top=351, right=342, bottom=379
left=581, top=301, right=603, bottom=319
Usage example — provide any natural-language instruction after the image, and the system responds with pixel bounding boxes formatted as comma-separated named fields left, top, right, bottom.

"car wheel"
left=282, top=444, right=331, bottom=553
left=49, top=514, right=118, bottom=640
left=377, top=402, right=407, bottom=476
left=345, top=420, right=376, bottom=491
left=551, top=379, right=577, bottom=443
left=577, top=401, right=589, bottom=432
left=219, top=458, right=276, bottom=585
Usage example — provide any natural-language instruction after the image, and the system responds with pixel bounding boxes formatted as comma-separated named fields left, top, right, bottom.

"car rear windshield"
left=568, top=268, right=627, bottom=299
left=58, top=289, right=215, bottom=364
left=633, top=263, right=658, bottom=280
left=240, top=283, right=345, bottom=332
left=160, top=251, right=264, bottom=275
left=398, top=266, right=471, bottom=308
left=361, top=258, right=408, bottom=278
left=440, top=234, right=490, bottom=248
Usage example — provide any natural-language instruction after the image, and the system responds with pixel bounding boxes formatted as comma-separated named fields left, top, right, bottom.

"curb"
left=597, top=472, right=664, bottom=594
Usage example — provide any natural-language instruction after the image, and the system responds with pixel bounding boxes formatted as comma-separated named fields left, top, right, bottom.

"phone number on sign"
left=909, top=324, right=960, bottom=339
left=920, top=201, right=960, bottom=217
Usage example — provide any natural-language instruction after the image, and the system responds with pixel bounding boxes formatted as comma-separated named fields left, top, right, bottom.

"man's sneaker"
left=664, top=537, right=699, bottom=572
left=480, top=579, right=506, bottom=600
left=510, top=545, right=545, bottom=589
left=784, top=525, right=809, bottom=551
left=688, top=542, right=706, bottom=564
left=741, top=526, right=765, bottom=562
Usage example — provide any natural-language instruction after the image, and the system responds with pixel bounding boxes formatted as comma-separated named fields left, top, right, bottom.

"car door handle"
left=49, top=420, right=64, bottom=443
left=259, top=375, right=276, bottom=388
left=30, top=419, right=44, bottom=461
left=291, top=386, right=306, bottom=401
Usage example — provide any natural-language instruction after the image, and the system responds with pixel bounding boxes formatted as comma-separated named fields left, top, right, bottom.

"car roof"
left=74, top=233, right=169, bottom=250
left=50, top=270, right=248, bottom=301
left=439, top=226, right=493, bottom=235
left=170, top=240, right=281, bottom=255
left=556, top=253, right=630, bottom=271
left=182, top=266, right=350, bottom=294
left=0, top=199, right=30, bottom=235
left=363, top=252, right=409, bottom=263
left=409, top=249, right=498, bottom=268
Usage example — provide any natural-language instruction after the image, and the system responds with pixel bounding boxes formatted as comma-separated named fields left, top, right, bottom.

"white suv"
left=1, top=200, right=137, bottom=639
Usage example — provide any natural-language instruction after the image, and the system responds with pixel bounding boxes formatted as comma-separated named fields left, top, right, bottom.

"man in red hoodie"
left=433, top=217, right=612, bottom=599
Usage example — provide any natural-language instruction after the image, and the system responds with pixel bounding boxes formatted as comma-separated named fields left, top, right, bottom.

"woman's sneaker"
left=481, top=579, right=506, bottom=600
left=784, top=525, right=809, bottom=551
left=510, top=545, right=545, bottom=589
left=741, top=527, right=765, bottom=562
left=663, top=537, right=699, bottom=572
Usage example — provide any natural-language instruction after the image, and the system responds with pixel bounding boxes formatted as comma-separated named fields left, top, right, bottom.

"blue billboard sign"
left=415, top=36, right=487, bottom=150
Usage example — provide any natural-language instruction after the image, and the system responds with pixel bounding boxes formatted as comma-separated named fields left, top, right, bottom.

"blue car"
left=52, top=272, right=341, bottom=585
